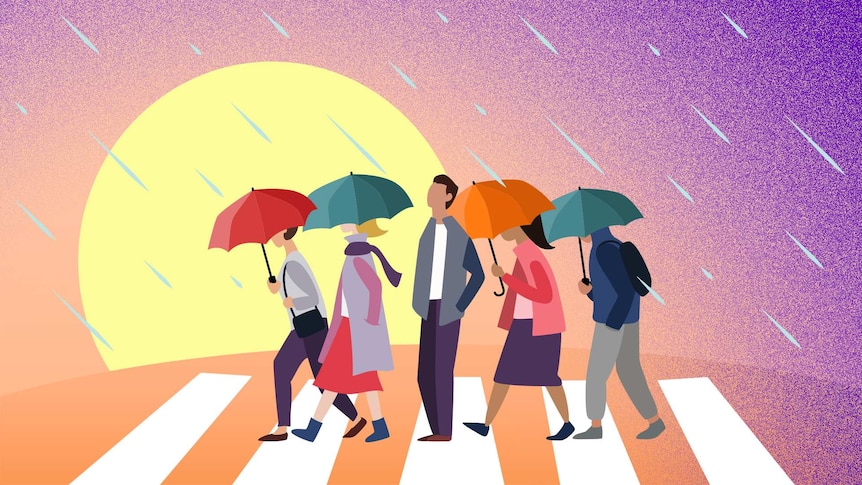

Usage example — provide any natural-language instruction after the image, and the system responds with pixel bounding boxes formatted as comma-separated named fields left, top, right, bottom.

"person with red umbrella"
left=209, top=188, right=368, bottom=442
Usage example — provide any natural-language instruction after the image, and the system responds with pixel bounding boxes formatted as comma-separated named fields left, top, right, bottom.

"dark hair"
left=283, top=227, right=298, bottom=240
left=433, top=174, right=458, bottom=209
left=521, top=215, right=553, bottom=250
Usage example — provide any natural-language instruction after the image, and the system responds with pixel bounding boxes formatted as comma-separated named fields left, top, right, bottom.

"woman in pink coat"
left=463, top=215, right=574, bottom=440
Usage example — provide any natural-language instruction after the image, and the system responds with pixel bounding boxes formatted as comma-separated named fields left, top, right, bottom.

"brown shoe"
left=258, top=433, right=288, bottom=441
left=418, top=434, right=452, bottom=442
left=343, top=417, right=368, bottom=438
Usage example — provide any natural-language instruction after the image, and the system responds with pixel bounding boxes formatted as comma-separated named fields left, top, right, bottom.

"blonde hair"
left=358, top=219, right=387, bottom=238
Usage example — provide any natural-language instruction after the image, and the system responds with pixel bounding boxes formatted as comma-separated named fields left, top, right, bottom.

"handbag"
left=282, top=264, right=327, bottom=338
left=291, top=306, right=327, bottom=338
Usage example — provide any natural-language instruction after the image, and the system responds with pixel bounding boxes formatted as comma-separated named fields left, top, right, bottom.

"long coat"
left=319, top=234, right=395, bottom=375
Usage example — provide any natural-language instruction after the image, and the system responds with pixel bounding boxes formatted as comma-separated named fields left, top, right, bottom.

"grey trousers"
left=585, top=322, right=658, bottom=421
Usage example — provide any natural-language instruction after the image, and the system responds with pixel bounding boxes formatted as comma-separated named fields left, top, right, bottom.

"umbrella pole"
left=576, top=186, right=590, bottom=285
left=487, top=239, right=506, bottom=297
left=578, top=237, right=590, bottom=285
left=261, top=243, right=276, bottom=283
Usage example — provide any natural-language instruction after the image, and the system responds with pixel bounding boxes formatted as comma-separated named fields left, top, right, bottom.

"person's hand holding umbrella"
left=448, top=179, right=555, bottom=296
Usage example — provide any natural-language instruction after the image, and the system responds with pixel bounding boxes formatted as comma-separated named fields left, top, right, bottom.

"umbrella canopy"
left=540, top=187, right=642, bottom=283
left=304, top=172, right=413, bottom=229
left=448, top=179, right=555, bottom=296
left=541, top=188, right=643, bottom=241
left=209, top=187, right=317, bottom=281
left=448, top=179, right=555, bottom=239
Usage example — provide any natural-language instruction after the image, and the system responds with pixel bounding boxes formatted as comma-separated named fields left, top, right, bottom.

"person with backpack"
left=573, top=226, right=665, bottom=440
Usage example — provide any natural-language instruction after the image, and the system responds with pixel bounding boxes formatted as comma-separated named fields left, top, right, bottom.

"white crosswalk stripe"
left=233, top=379, right=357, bottom=485
left=659, top=377, right=793, bottom=484
left=543, top=380, right=639, bottom=484
left=71, top=373, right=250, bottom=485
left=400, top=377, right=505, bottom=484
left=70, top=374, right=794, bottom=484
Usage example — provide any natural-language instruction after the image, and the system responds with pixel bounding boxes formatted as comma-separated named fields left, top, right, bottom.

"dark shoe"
left=463, top=422, right=490, bottom=437
left=547, top=422, right=575, bottom=440
left=365, top=418, right=390, bottom=442
left=418, top=434, right=452, bottom=442
left=636, top=419, right=665, bottom=440
left=343, top=417, right=368, bottom=438
left=573, top=426, right=603, bottom=439
left=291, top=418, right=322, bottom=442
left=258, top=433, right=287, bottom=441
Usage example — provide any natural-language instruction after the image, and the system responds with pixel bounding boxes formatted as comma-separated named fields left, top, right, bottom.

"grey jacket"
left=412, top=216, right=485, bottom=326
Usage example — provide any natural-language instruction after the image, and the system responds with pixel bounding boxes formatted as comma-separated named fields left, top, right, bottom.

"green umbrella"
left=540, top=187, right=643, bottom=283
left=304, top=172, right=413, bottom=229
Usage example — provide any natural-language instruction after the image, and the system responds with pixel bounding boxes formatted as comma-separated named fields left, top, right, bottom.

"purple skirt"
left=494, top=319, right=562, bottom=386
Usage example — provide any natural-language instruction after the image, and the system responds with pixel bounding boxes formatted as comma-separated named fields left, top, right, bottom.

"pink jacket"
left=498, top=240, right=566, bottom=336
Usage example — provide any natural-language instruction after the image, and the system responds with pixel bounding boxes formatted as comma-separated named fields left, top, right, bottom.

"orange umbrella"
left=448, top=180, right=555, bottom=296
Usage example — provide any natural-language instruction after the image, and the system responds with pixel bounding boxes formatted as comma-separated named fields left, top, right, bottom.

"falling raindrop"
left=667, top=176, right=694, bottom=202
left=389, top=62, right=417, bottom=89
left=262, top=10, right=290, bottom=38
left=785, top=231, right=824, bottom=269
left=761, top=309, right=800, bottom=348
left=90, top=132, right=148, bottom=190
left=546, top=117, right=605, bottom=174
left=519, top=16, right=558, bottom=55
left=232, top=104, right=272, bottom=143
left=786, top=116, right=844, bottom=174
left=721, top=11, right=749, bottom=39
left=691, top=105, right=730, bottom=144
left=61, top=16, right=99, bottom=53
left=15, top=200, right=56, bottom=240
left=145, top=261, right=173, bottom=288
left=327, top=115, right=386, bottom=174
left=54, top=291, right=113, bottom=350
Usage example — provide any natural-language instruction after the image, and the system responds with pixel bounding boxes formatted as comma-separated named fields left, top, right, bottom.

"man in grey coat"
left=412, top=175, right=485, bottom=441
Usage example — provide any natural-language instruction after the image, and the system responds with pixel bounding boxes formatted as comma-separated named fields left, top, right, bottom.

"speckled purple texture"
left=2, top=1, right=860, bottom=481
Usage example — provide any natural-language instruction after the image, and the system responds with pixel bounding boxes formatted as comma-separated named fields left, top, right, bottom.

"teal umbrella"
left=540, top=187, right=643, bottom=284
left=304, top=172, right=413, bottom=229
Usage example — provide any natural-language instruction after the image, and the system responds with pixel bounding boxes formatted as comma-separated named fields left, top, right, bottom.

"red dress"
left=314, top=317, right=383, bottom=394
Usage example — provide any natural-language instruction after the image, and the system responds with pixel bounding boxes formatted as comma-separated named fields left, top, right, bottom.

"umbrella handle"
left=487, top=239, right=506, bottom=297
left=261, top=244, right=276, bottom=283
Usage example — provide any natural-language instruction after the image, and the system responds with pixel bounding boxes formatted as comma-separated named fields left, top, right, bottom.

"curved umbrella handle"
left=487, top=239, right=506, bottom=297
left=494, top=278, right=506, bottom=297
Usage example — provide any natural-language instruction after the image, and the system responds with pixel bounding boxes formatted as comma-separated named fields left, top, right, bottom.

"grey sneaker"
left=636, top=419, right=666, bottom=440
left=573, top=426, right=603, bottom=439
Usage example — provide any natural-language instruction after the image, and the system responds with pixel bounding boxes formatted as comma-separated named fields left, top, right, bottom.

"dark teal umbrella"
left=304, top=172, right=413, bottom=229
left=540, top=187, right=643, bottom=283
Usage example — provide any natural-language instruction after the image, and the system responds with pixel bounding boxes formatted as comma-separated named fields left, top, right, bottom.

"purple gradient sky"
left=2, top=1, right=860, bottom=385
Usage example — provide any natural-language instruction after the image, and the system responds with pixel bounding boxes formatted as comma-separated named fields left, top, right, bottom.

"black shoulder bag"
left=283, top=264, right=327, bottom=338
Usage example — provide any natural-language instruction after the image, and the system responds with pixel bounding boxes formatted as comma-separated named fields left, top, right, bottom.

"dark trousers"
left=274, top=327, right=358, bottom=426
left=417, top=300, right=461, bottom=436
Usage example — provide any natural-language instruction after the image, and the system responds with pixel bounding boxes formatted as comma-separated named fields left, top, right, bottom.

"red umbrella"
left=209, top=187, right=317, bottom=282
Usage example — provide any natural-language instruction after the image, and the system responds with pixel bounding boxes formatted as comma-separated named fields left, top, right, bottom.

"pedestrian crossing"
left=71, top=373, right=250, bottom=485
left=659, top=377, right=794, bottom=484
left=400, top=377, right=505, bottom=484
left=542, top=380, right=639, bottom=483
left=71, top=373, right=792, bottom=484
left=233, top=381, right=357, bottom=485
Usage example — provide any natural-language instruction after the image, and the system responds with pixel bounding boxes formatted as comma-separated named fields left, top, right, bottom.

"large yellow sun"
left=78, top=62, right=444, bottom=370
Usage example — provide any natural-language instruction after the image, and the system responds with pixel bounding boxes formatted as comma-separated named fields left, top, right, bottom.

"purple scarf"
left=345, top=242, right=402, bottom=287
